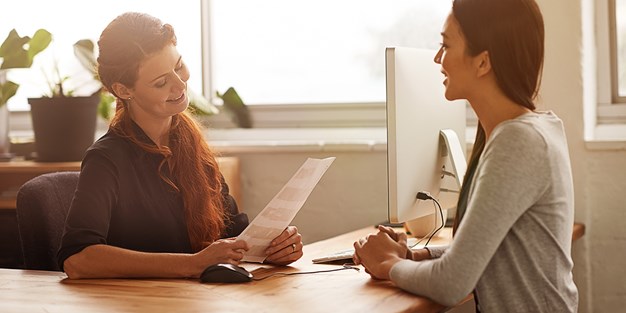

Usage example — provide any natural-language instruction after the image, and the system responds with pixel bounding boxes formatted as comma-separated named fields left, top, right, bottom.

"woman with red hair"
left=58, top=12, right=302, bottom=279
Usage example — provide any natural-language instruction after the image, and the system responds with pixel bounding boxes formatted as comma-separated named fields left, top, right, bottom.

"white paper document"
left=238, top=157, right=336, bottom=263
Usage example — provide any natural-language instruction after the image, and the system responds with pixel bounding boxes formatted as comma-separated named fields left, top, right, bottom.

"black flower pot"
left=28, top=95, right=99, bottom=162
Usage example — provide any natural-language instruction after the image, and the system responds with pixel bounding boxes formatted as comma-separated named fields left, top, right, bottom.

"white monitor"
left=386, top=46, right=467, bottom=224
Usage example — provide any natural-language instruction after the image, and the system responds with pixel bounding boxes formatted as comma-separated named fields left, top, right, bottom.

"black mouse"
left=200, top=263, right=253, bottom=283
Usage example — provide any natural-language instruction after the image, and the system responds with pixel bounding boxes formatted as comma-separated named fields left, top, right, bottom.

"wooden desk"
left=0, top=226, right=452, bottom=313
left=0, top=223, right=585, bottom=313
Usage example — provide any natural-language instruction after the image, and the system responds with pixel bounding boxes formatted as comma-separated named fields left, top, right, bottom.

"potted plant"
left=29, top=35, right=232, bottom=162
left=0, top=29, right=51, bottom=159
left=27, top=38, right=104, bottom=162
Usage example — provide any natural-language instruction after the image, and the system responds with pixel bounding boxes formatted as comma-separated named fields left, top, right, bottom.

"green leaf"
left=27, top=29, right=52, bottom=59
left=0, top=80, right=19, bottom=106
left=0, top=29, right=31, bottom=69
left=188, top=88, right=219, bottom=116
left=0, top=29, right=51, bottom=70
left=0, top=28, right=51, bottom=106
left=74, top=39, right=97, bottom=78
left=216, top=87, right=252, bottom=128
left=97, top=91, right=116, bottom=120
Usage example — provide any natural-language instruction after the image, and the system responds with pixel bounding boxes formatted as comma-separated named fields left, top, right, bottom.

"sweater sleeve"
left=424, top=245, right=448, bottom=259
left=389, top=123, right=551, bottom=306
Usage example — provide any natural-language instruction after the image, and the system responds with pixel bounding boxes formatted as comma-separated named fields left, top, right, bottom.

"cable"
left=413, top=191, right=445, bottom=248
left=251, top=263, right=360, bottom=281
left=424, top=198, right=444, bottom=247
left=407, top=200, right=439, bottom=249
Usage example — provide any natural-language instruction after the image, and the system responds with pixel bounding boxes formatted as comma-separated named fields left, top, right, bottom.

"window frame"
left=597, top=0, right=626, bottom=124
left=199, top=0, right=477, bottom=129
left=199, top=0, right=388, bottom=128
left=609, top=0, right=626, bottom=103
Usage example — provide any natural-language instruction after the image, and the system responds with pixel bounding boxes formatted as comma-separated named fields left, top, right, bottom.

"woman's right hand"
left=191, top=238, right=249, bottom=277
left=377, top=225, right=412, bottom=259
left=378, top=225, right=432, bottom=261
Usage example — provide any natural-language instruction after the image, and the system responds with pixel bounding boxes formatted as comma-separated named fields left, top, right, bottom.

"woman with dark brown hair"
left=353, top=0, right=578, bottom=312
left=57, top=12, right=303, bottom=279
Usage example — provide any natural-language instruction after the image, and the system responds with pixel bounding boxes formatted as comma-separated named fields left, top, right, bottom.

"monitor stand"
left=405, top=129, right=466, bottom=238
left=439, top=128, right=467, bottom=189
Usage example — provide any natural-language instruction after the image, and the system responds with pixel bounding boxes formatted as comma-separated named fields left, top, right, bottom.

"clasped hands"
left=353, top=225, right=430, bottom=280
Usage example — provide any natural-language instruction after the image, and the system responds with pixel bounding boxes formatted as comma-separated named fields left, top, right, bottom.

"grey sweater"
left=389, top=111, right=578, bottom=312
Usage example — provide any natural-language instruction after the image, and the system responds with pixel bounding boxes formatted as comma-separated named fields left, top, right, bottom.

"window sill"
left=205, top=128, right=387, bottom=153
left=205, top=127, right=477, bottom=154
left=586, top=124, right=626, bottom=150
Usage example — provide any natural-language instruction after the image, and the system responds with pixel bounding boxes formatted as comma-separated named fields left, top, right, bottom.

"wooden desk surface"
left=0, top=227, right=451, bottom=313
left=0, top=223, right=585, bottom=313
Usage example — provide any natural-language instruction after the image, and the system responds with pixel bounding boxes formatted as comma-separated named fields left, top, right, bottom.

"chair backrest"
left=16, top=171, right=80, bottom=271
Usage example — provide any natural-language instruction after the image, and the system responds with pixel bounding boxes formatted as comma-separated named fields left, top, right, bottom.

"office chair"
left=15, top=171, right=79, bottom=271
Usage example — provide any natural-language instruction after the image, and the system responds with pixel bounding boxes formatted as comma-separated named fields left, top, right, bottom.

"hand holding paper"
left=237, top=157, right=335, bottom=263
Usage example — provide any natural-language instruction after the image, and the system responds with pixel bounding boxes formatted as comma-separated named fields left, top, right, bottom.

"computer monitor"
left=386, top=46, right=467, bottom=226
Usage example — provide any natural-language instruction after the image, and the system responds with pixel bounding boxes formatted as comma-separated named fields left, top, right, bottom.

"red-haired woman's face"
left=434, top=13, right=476, bottom=101
left=128, top=44, right=190, bottom=121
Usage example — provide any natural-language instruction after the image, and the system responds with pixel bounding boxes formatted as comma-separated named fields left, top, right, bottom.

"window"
left=202, top=0, right=452, bottom=127
left=596, top=0, right=626, bottom=125
left=5, top=1, right=463, bottom=129
left=612, top=0, right=626, bottom=102
left=2, top=0, right=201, bottom=112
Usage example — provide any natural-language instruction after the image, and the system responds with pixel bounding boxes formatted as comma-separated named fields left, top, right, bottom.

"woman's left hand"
left=264, top=226, right=303, bottom=265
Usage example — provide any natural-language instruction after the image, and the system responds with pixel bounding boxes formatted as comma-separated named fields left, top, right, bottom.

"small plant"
left=216, top=87, right=252, bottom=128
left=72, top=39, right=115, bottom=120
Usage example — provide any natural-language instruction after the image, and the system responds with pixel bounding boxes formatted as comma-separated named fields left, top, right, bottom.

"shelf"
left=0, top=161, right=81, bottom=174
left=0, top=199, right=16, bottom=210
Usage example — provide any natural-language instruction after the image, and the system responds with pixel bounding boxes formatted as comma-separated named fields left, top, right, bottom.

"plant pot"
left=0, top=104, right=11, bottom=160
left=28, top=95, right=99, bottom=162
left=0, top=71, right=13, bottom=160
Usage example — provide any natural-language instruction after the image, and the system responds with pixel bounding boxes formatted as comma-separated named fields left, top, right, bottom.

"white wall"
left=226, top=150, right=389, bottom=245
left=215, top=0, right=625, bottom=312
left=538, top=0, right=626, bottom=312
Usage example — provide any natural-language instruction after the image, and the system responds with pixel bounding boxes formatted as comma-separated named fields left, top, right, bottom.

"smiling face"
left=433, top=13, right=478, bottom=101
left=123, top=43, right=190, bottom=122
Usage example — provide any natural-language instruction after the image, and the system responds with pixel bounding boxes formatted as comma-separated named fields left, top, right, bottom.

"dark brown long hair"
left=451, top=0, right=545, bottom=233
left=96, top=12, right=226, bottom=251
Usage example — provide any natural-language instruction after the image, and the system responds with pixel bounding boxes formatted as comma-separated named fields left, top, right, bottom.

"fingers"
left=397, top=232, right=408, bottom=246
left=378, top=225, right=401, bottom=242
left=265, top=242, right=303, bottom=265
left=352, top=239, right=364, bottom=265
left=353, top=241, right=377, bottom=278
left=352, top=253, right=361, bottom=265
left=266, top=227, right=302, bottom=255
left=215, top=238, right=250, bottom=251
left=270, top=226, right=298, bottom=246
left=207, top=239, right=250, bottom=264
left=264, top=226, right=304, bottom=265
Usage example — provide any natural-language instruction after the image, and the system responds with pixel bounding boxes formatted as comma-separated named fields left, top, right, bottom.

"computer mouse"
left=199, top=263, right=253, bottom=283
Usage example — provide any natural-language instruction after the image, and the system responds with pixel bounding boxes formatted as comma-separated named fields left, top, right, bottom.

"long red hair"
left=97, top=12, right=226, bottom=251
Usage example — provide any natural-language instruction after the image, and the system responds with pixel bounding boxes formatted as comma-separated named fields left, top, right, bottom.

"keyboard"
left=312, top=238, right=421, bottom=264
left=312, top=249, right=355, bottom=264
